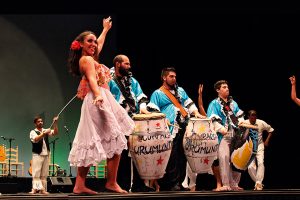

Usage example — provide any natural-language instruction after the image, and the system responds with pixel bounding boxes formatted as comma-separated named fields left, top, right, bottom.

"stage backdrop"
left=0, top=11, right=300, bottom=189
left=0, top=15, right=116, bottom=177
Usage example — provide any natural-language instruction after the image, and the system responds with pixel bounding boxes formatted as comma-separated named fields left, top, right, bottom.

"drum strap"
left=219, top=97, right=239, bottom=127
left=159, top=86, right=188, bottom=118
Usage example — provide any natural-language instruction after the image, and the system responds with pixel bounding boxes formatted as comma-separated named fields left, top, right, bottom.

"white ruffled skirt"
left=68, top=87, right=135, bottom=167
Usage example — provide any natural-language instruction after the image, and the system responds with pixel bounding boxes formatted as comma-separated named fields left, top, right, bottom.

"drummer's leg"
left=182, top=162, right=197, bottom=190
left=157, top=134, right=179, bottom=190
left=230, top=170, right=242, bottom=190
left=248, top=158, right=257, bottom=182
left=212, top=162, right=222, bottom=191
left=182, top=166, right=189, bottom=189
left=177, top=127, right=187, bottom=185
left=131, top=160, right=155, bottom=192
left=218, top=137, right=231, bottom=190
left=158, top=130, right=184, bottom=191
left=255, top=143, right=265, bottom=185
left=187, top=163, right=197, bottom=191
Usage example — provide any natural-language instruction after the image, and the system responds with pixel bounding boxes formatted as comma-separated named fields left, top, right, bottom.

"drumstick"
left=167, top=121, right=181, bottom=130
left=239, top=122, right=258, bottom=129
left=49, top=94, right=78, bottom=129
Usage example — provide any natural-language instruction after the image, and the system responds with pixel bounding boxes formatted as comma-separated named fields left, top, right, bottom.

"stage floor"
left=1, top=176, right=300, bottom=200
left=1, top=189, right=300, bottom=200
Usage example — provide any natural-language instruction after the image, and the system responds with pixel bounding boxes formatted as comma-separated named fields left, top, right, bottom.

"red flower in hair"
left=70, top=40, right=81, bottom=50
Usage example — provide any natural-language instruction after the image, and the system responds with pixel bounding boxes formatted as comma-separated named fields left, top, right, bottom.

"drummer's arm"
left=264, top=131, right=273, bottom=147
left=198, top=83, right=207, bottom=116
left=289, top=75, right=300, bottom=106
left=213, top=121, right=228, bottom=135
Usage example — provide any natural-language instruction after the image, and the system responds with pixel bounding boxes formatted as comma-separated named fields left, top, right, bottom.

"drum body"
left=230, top=124, right=258, bottom=171
left=129, top=113, right=172, bottom=179
left=183, top=118, right=218, bottom=173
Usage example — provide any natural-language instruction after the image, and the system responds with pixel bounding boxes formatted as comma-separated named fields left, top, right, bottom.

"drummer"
left=207, top=80, right=245, bottom=191
left=244, top=110, right=274, bottom=191
left=147, top=67, right=205, bottom=191
left=108, top=54, right=155, bottom=192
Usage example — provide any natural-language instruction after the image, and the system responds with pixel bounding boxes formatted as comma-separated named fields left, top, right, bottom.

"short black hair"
left=214, top=80, right=228, bottom=90
left=248, top=110, right=257, bottom=116
left=161, top=67, right=176, bottom=81
left=33, top=116, right=43, bottom=123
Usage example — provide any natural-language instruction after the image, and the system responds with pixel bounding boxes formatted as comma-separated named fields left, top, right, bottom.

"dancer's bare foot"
left=73, top=186, right=98, bottom=195
left=213, top=187, right=220, bottom=191
left=29, top=189, right=38, bottom=194
left=190, top=186, right=196, bottom=192
left=231, top=186, right=243, bottom=191
left=39, top=190, right=49, bottom=195
left=105, top=183, right=128, bottom=194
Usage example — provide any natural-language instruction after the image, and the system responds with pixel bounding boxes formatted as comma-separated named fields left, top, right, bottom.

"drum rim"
left=189, top=117, right=210, bottom=121
left=132, top=113, right=166, bottom=120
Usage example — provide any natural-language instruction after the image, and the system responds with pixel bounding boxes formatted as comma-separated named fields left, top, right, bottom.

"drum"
left=230, top=123, right=258, bottom=171
left=183, top=118, right=219, bottom=173
left=129, top=112, right=172, bottom=179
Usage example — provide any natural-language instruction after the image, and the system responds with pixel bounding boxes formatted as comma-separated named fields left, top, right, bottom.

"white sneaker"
left=254, top=183, right=263, bottom=191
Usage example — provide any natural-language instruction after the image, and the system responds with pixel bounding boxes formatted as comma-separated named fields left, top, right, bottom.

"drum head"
left=132, top=112, right=165, bottom=120
left=189, top=117, right=210, bottom=121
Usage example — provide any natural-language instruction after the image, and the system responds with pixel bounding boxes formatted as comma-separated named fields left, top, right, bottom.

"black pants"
left=158, top=127, right=187, bottom=190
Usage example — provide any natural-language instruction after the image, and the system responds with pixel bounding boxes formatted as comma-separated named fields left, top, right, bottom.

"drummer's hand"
left=290, top=75, right=296, bottom=85
left=194, top=113, right=206, bottom=119
left=220, top=127, right=228, bottom=135
left=140, top=108, right=151, bottom=114
left=264, top=141, right=269, bottom=147
left=198, top=84, right=203, bottom=96
left=238, top=121, right=244, bottom=127
left=166, top=119, right=171, bottom=126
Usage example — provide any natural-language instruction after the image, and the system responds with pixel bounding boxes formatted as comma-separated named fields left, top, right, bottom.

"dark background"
left=1, top=4, right=300, bottom=188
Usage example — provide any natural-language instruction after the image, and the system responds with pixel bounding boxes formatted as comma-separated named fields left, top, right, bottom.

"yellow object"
left=231, top=138, right=253, bottom=170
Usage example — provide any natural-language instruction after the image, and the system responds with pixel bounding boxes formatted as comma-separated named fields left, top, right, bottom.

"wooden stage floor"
left=1, top=189, right=300, bottom=200
left=1, top=176, right=300, bottom=200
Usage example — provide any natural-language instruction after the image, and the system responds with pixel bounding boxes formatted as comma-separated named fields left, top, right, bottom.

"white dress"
left=68, top=63, right=135, bottom=167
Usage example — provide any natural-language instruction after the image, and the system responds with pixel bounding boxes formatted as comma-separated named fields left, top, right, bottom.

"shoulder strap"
left=159, top=86, right=188, bottom=118
left=221, top=99, right=239, bottom=126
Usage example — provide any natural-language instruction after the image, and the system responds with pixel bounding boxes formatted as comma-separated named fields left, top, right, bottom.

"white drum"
left=129, top=113, right=172, bottom=179
left=183, top=118, right=218, bottom=173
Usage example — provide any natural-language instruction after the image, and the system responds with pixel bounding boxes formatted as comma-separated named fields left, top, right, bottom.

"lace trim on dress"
left=68, top=134, right=127, bottom=167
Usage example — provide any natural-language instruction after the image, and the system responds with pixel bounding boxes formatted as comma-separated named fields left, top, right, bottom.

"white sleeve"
left=261, top=120, right=274, bottom=133
left=29, top=130, right=38, bottom=143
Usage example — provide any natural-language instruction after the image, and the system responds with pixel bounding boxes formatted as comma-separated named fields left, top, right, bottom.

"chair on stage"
left=0, top=144, right=7, bottom=176
left=88, top=160, right=107, bottom=178
left=5, top=146, right=24, bottom=177
left=48, top=152, right=59, bottom=176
